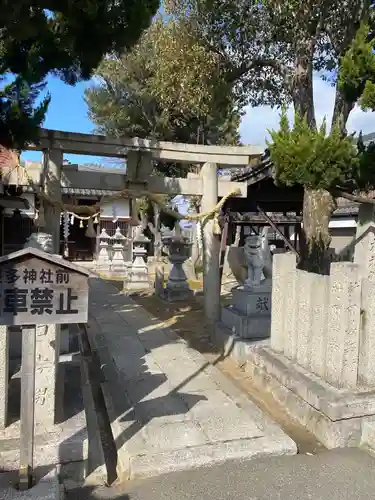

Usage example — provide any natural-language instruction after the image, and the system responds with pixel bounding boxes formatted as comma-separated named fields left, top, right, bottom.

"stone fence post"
left=358, top=277, right=375, bottom=386
left=326, top=263, right=361, bottom=389
left=309, top=273, right=330, bottom=378
left=354, top=204, right=375, bottom=279
left=270, top=253, right=296, bottom=353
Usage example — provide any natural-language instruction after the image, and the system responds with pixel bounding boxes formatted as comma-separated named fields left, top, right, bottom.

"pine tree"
left=0, top=0, right=159, bottom=149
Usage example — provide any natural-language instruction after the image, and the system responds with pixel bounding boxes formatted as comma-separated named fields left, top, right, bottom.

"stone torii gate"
left=4, top=128, right=262, bottom=324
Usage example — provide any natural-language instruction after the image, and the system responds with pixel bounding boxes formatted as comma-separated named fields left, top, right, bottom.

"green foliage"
left=338, top=23, right=375, bottom=107
left=360, top=81, right=375, bottom=110
left=0, top=0, right=159, bottom=148
left=353, top=132, right=375, bottom=191
left=268, top=111, right=358, bottom=191
left=0, top=78, right=50, bottom=149
left=164, top=0, right=375, bottom=269
left=165, top=1, right=375, bottom=123
left=0, top=0, right=159, bottom=84
left=85, top=16, right=240, bottom=153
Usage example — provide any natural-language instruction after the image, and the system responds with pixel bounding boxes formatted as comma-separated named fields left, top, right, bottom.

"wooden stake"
left=256, top=205, right=299, bottom=256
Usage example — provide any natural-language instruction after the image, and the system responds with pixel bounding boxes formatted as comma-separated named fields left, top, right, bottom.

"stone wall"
left=271, top=254, right=374, bottom=389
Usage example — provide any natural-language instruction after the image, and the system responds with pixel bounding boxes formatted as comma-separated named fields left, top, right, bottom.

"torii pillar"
left=37, top=148, right=63, bottom=427
left=201, top=163, right=221, bottom=324
left=43, top=148, right=63, bottom=254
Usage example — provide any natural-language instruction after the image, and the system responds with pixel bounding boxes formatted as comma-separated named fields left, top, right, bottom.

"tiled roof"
left=230, top=152, right=365, bottom=217
left=230, top=151, right=272, bottom=183
left=21, top=186, right=120, bottom=196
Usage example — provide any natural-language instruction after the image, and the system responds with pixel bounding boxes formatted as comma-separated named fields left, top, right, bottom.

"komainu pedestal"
left=221, top=283, right=271, bottom=339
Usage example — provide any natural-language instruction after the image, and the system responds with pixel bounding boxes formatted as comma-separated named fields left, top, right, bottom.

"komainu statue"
left=243, top=227, right=272, bottom=288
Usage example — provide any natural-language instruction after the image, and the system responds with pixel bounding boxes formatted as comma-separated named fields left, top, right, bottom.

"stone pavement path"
left=66, top=448, right=375, bottom=500
left=86, top=278, right=296, bottom=481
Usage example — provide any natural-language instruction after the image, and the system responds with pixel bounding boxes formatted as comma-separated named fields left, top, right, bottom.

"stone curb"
left=129, top=435, right=295, bottom=479
left=85, top=316, right=132, bottom=480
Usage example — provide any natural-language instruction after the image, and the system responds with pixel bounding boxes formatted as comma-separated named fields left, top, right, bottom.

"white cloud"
left=240, top=75, right=375, bottom=148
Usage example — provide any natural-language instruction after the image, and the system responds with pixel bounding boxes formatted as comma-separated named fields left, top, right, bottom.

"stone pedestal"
left=124, top=235, right=150, bottom=291
left=163, top=237, right=192, bottom=302
left=221, top=283, right=271, bottom=339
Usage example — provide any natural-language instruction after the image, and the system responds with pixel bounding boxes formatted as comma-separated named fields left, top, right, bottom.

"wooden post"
left=0, top=325, right=9, bottom=429
left=19, top=326, right=36, bottom=490
left=257, top=205, right=299, bottom=256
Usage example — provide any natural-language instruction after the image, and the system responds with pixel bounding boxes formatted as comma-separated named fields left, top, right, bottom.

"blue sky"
left=21, top=76, right=103, bottom=165
left=21, top=68, right=375, bottom=167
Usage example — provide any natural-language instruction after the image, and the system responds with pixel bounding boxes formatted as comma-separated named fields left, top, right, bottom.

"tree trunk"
left=299, top=188, right=336, bottom=274
left=292, top=40, right=316, bottom=129
left=332, top=87, right=354, bottom=135
left=291, top=40, right=335, bottom=273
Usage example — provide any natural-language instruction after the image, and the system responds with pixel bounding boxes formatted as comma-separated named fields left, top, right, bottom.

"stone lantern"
left=97, top=228, right=111, bottom=271
left=123, top=231, right=150, bottom=291
left=111, top=227, right=127, bottom=274
left=162, top=232, right=192, bottom=301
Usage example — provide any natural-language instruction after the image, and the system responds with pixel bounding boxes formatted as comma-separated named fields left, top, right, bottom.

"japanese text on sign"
left=0, top=267, right=78, bottom=317
left=0, top=267, right=71, bottom=286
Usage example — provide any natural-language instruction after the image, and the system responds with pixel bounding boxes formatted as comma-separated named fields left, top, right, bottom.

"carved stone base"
left=221, top=285, right=271, bottom=339
left=164, top=282, right=193, bottom=302
left=245, top=346, right=375, bottom=449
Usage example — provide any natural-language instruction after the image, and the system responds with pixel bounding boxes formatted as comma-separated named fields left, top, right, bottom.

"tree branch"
left=226, top=58, right=292, bottom=89
left=334, top=188, right=375, bottom=204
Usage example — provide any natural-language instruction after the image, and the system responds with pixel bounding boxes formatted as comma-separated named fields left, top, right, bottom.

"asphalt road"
left=67, top=448, right=375, bottom=500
